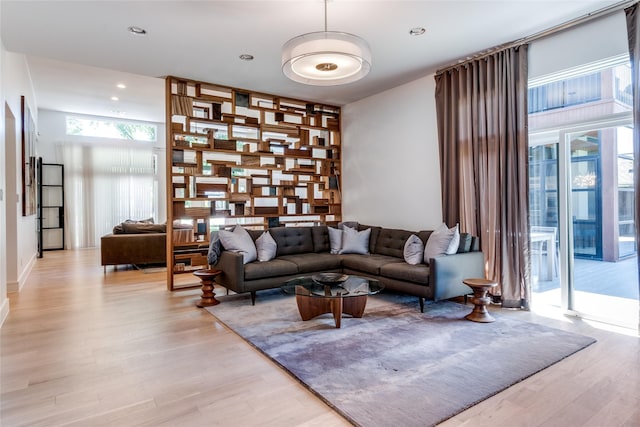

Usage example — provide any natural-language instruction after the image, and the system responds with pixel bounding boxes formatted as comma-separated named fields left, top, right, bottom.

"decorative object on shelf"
left=312, top=272, right=349, bottom=285
left=281, top=0, right=371, bottom=86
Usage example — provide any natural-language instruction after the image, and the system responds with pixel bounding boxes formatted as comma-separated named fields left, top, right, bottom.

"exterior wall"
left=342, top=74, right=443, bottom=231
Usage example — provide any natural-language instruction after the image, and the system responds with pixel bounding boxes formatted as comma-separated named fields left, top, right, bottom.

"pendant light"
left=281, top=0, right=371, bottom=86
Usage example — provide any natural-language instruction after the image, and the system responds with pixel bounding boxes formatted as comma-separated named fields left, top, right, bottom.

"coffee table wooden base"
left=194, top=269, right=222, bottom=308
left=463, top=278, right=498, bottom=323
left=295, top=294, right=367, bottom=328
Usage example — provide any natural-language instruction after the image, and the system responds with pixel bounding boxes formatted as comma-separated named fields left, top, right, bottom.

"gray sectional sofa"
left=214, top=224, right=485, bottom=311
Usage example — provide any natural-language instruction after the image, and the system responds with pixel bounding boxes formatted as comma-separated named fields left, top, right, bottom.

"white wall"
left=37, top=109, right=167, bottom=223
left=342, top=74, right=442, bottom=231
left=0, top=3, right=8, bottom=326
left=529, top=11, right=628, bottom=80
left=1, top=43, right=39, bottom=321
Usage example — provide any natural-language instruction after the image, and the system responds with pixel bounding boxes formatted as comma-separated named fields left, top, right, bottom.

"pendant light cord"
left=324, top=0, right=328, bottom=32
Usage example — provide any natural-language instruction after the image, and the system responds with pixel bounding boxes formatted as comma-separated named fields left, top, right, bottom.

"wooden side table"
left=463, top=278, right=498, bottom=323
left=193, top=269, right=222, bottom=308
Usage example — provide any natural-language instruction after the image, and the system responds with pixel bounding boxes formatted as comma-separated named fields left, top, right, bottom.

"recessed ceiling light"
left=128, top=26, right=147, bottom=35
left=409, top=27, right=426, bottom=36
left=239, top=54, right=254, bottom=61
left=111, top=96, right=119, bottom=101
left=116, top=83, right=126, bottom=89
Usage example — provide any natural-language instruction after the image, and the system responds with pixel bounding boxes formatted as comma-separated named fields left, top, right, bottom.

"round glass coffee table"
left=281, top=274, right=384, bottom=328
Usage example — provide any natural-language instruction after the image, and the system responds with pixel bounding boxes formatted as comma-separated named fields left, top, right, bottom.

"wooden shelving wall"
left=165, top=76, right=342, bottom=289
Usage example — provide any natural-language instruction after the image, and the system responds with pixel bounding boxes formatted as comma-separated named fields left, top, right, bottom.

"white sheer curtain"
left=58, top=141, right=157, bottom=249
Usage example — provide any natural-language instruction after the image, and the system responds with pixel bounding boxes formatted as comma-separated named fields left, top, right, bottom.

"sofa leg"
left=251, top=291, right=256, bottom=305
left=419, top=297, right=424, bottom=313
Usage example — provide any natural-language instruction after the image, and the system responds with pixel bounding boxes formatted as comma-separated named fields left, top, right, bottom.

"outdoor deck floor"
left=532, top=255, right=639, bottom=327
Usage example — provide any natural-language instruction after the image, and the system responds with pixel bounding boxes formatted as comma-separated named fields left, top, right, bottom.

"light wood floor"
left=1, top=249, right=639, bottom=427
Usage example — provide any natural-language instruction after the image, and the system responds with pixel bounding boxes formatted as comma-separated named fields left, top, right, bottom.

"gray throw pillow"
left=219, top=225, right=257, bottom=264
left=423, top=223, right=459, bottom=264
left=256, top=231, right=277, bottom=262
left=340, top=226, right=370, bottom=255
left=403, top=234, right=424, bottom=265
left=328, top=227, right=343, bottom=254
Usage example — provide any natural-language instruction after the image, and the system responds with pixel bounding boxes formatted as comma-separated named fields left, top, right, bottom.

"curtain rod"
left=435, top=0, right=638, bottom=75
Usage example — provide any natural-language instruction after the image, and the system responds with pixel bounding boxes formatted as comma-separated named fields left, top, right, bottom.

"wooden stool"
left=193, top=269, right=222, bottom=308
left=463, top=278, right=498, bottom=323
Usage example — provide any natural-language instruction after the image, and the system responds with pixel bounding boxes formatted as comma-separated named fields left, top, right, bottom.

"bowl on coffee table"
left=312, top=272, right=349, bottom=285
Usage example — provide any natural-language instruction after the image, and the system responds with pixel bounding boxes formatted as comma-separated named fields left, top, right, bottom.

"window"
left=66, top=116, right=157, bottom=142
left=528, top=73, right=602, bottom=113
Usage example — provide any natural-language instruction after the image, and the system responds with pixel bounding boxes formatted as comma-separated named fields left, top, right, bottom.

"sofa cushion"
left=311, top=225, right=331, bottom=253
left=416, top=230, right=432, bottom=246
left=374, top=228, right=413, bottom=258
left=341, top=253, right=402, bottom=275
left=380, top=262, right=430, bottom=285
left=244, top=259, right=298, bottom=280
left=270, top=227, right=314, bottom=256
left=279, top=253, right=343, bottom=273
left=458, top=232, right=472, bottom=253
left=122, top=223, right=166, bottom=234
left=113, top=217, right=155, bottom=233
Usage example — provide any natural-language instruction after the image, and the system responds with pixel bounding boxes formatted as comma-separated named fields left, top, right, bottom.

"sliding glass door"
left=529, top=123, right=638, bottom=327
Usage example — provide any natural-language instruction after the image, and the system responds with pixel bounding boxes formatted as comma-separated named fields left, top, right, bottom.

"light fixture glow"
left=116, top=83, right=126, bottom=89
left=282, top=1, right=371, bottom=86
left=111, top=96, right=119, bottom=101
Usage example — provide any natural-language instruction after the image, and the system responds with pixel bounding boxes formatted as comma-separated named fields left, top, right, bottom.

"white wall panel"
left=529, top=11, right=628, bottom=80
left=342, top=74, right=442, bottom=231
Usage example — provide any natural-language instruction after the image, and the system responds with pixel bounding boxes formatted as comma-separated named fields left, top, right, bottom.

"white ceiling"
left=1, top=0, right=623, bottom=123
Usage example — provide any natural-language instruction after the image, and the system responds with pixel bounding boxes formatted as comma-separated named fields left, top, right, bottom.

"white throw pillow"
left=256, top=231, right=277, bottom=262
left=328, top=227, right=343, bottom=254
left=219, top=225, right=257, bottom=264
left=340, top=226, right=371, bottom=255
left=403, top=234, right=424, bottom=265
left=423, top=223, right=458, bottom=264
left=446, top=224, right=460, bottom=255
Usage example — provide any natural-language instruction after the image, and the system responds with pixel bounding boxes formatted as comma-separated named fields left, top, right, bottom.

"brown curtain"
left=625, top=3, right=640, bottom=329
left=434, top=45, right=531, bottom=309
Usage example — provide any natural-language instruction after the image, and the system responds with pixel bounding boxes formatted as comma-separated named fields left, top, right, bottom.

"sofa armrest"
left=429, top=251, right=485, bottom=301
left=215, top=251, right=245, bottom=293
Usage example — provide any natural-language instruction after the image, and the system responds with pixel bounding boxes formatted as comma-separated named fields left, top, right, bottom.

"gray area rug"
left=206, top=290, right=595, bottom=427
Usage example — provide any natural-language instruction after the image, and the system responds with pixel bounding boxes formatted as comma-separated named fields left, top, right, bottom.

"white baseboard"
left=7, top=280, right=19, bottom=293
left=0, top=297, right=9, bottom=328
left=8, top=252, right=37, bottom=293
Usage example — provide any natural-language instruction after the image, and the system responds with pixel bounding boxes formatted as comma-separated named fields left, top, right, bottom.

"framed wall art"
left=21, top=95, right=36, bottom=216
